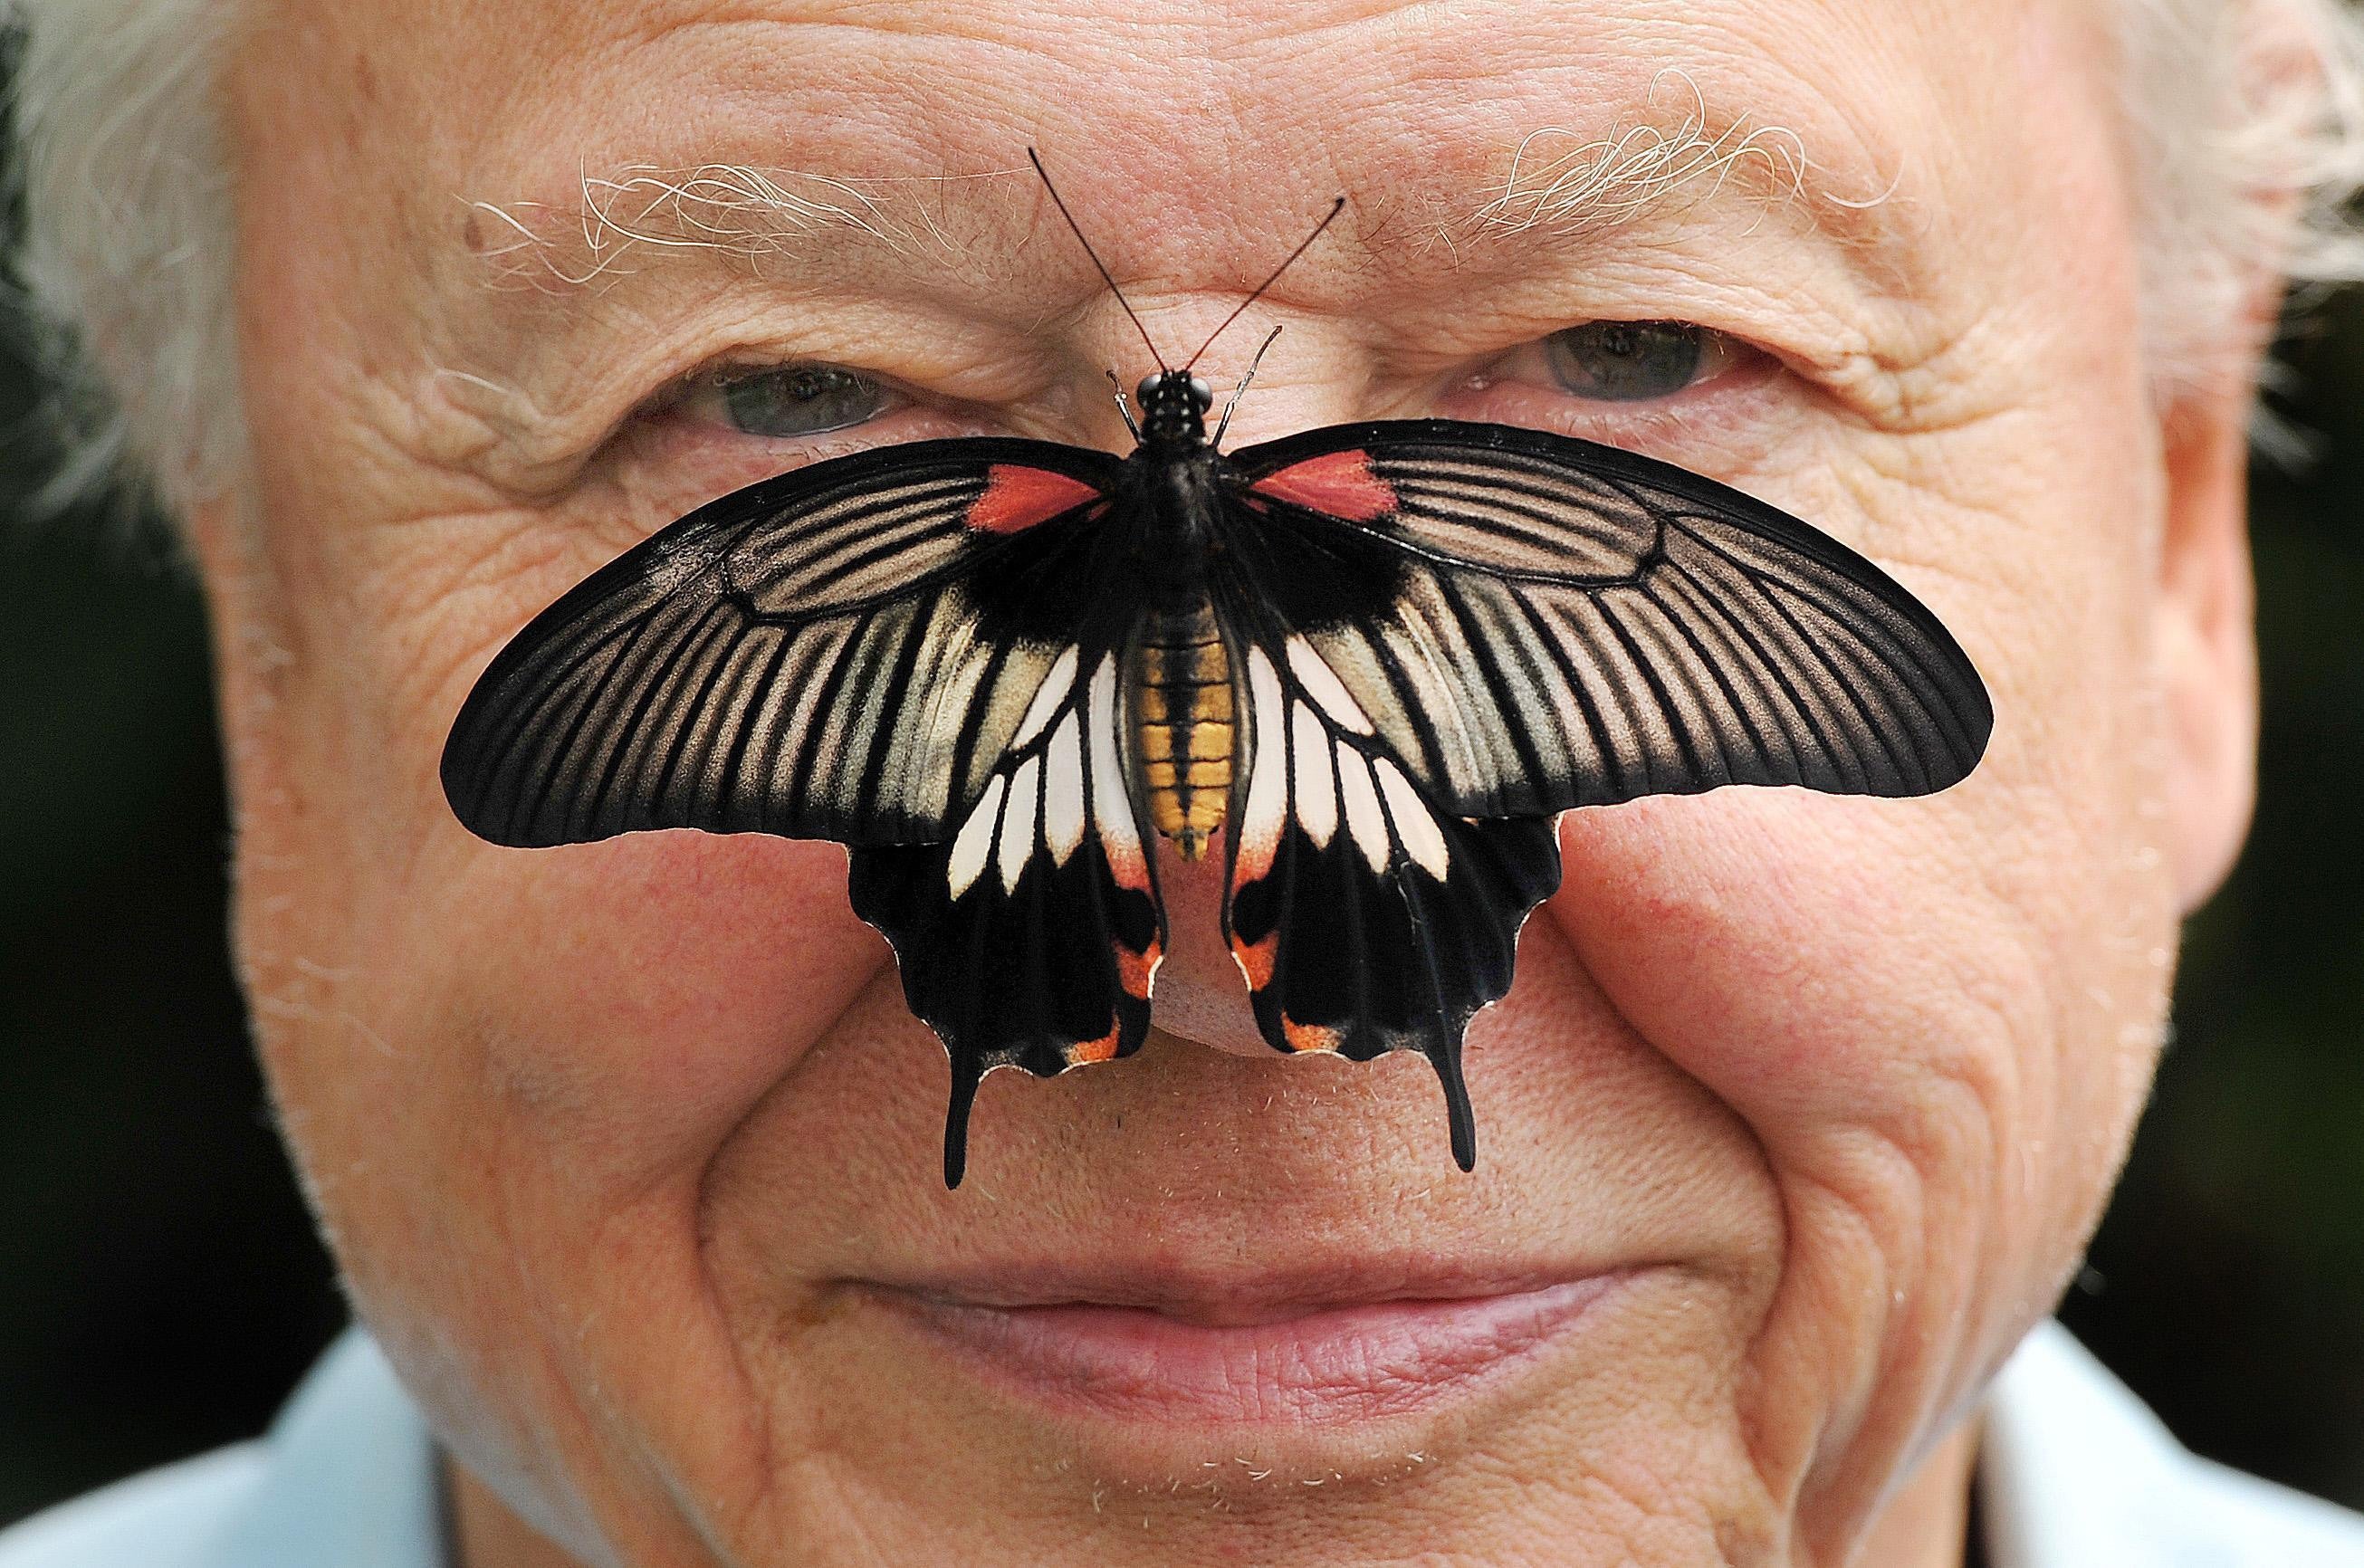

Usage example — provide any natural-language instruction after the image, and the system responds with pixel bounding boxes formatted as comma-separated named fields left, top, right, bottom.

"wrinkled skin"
left=195, top=0, right=2263, bottom=1563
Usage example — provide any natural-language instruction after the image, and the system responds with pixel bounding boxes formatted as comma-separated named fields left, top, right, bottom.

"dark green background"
left=3, top=299, right=2362, bottom=1528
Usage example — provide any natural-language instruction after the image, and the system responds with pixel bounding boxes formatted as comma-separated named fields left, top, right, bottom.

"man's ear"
left=2156, top=379, right=2261, bottom=913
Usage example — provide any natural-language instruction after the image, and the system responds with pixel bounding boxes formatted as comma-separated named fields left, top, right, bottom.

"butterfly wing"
left=1225, top=418, right=1992, bottom=818
left=1215, top=418, right=1993, bottom=1168
left=442, top=437, right=1124, bottom=848
left=439, top=437, right=1162, bottom=1186
left=847, top=637, right=1163, bottom=1187
left=1213, top=605, right=1561, bottom=1171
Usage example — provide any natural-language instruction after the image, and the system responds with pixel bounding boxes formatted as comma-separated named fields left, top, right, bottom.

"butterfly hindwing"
left=1228, top=418, right=1994, bottom=819
left=440, top=437, right=1123, bottom=849
left=846, top=640, right=1164, bottom=1186
left=1214, top=608, right=1563, bottom=1171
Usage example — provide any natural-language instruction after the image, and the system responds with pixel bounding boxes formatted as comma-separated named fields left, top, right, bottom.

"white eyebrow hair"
left=465, top=163, right=1026, bottom=290
left=1470, top=71, right=1823, bottom=240
left=469, top=75, right=1823, bottom=293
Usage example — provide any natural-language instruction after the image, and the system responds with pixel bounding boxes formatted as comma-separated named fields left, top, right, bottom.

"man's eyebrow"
left=464, top=163, right=1023, bottom=290
left=1466, top=86, right=1812, bottom=240
left=1422, top=78, right=1913, bottom=300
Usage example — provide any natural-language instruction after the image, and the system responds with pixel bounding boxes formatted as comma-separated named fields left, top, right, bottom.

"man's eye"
left=692, top=364, right=893, bottom=438
left=1544, top=320, right=1721, bottom=401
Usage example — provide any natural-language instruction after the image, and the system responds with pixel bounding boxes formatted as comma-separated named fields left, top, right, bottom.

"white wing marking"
left=1336, top=746, right=1390, bottom=875
left=1290, top=701, right=1338, bottom=848
left=997, top=753, right=1041, bottom=893
left=1237, top=648, right=1288, bottom=871
left=947, top=772, right=1006, bottom=898
left=1086, top=655, right=1142, bottom=866
left=1043, top=712, right=1086, bottom=864
left=1375, top=757, right=1450, bottom=879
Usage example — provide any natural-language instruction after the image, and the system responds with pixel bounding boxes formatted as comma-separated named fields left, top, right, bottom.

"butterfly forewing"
left=440, top=438, right=1122, bottom=848
left=1228, top=419, right=1994, bottom=820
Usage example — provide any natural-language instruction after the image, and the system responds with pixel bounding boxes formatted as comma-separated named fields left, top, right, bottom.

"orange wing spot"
left=1249, top=449, right=1396, bottom=522
left=1230, top=932, right=1277, bottom=990
left=968, top=465, right=1101, bottom=534
left=1067, top=1029, right=1121, bottom=1066
left=1115, top=938, right=1163, bottom=999
left=1282, top=1017, right=1341, bottom=1054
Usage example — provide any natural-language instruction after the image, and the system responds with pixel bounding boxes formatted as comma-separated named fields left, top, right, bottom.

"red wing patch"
left=1249, top=449, right=1396, bottom=521
left=968, top=464, right=1104, bottom=534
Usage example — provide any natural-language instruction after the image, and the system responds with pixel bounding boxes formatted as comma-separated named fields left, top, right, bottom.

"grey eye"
left=715, top=364, right=888, bottom=438
left=1545, top=321, right=1706, bottom=402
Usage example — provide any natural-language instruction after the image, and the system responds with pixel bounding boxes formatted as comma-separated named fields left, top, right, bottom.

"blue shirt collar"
left=205, top=1329, right=443, bottom=1568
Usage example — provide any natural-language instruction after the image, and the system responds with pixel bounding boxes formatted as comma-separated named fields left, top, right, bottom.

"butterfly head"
left=1135, top=370, right=1214, bottom=450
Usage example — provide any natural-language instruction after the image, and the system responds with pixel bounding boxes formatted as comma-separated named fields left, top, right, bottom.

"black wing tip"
left=1433, top=1047, right=1479, bottom=1171
left=943, top=1054, right=984, bottom=1189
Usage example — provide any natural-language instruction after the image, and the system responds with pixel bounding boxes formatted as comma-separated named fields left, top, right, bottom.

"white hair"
left=8, top=0, right=2364, bottom=523
left=8, top=0, right=236, bottom=519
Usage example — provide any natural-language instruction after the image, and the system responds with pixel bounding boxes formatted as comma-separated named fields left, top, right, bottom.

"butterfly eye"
left=690, top=363, right=896, bottom=439
left=1544, top=320, right=1729, bottom=402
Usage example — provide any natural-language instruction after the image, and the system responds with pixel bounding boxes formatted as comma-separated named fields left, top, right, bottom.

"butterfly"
left=440, top=160, right=1993, bottom=1187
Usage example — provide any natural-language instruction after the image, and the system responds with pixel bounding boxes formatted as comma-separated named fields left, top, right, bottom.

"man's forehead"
left=287, top=0, right=1980, bottom=274
left=233, top=0, right=2105, bottom=470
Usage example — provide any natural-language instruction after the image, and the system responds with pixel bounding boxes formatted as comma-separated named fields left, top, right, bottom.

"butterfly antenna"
left=1029, top=148, right=1166, bottom=372
left=1211, top=325, right=1284, bottom=448
left=1183, top=196, right=1345, bottom=372
left=1105, top=368, right=1142, bottom=439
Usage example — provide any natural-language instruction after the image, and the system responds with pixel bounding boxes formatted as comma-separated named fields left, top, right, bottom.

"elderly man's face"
left=199, top=0, right=2259, bottom=1563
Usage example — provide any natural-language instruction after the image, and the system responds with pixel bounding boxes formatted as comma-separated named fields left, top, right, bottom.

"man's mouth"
left=861, top=1259, right=1644, bottom=1427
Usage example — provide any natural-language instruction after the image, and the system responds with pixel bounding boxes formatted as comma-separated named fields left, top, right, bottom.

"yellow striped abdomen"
left=1134, top=601, right=1232, bottom=861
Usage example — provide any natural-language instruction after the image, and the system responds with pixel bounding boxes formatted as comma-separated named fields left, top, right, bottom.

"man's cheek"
left=388, top=833, right=890, bottom=1189
left=1544, top=794, right=2049, bottom=1133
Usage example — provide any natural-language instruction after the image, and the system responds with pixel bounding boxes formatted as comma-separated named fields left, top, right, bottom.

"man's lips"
left=861, top=1262, right=1643, bottom=1426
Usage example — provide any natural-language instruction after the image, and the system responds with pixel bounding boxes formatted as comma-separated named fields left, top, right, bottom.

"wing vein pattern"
left=1230, top=419, right=1992, bottom=821
left=441, top=438, right=1125, bottom=848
